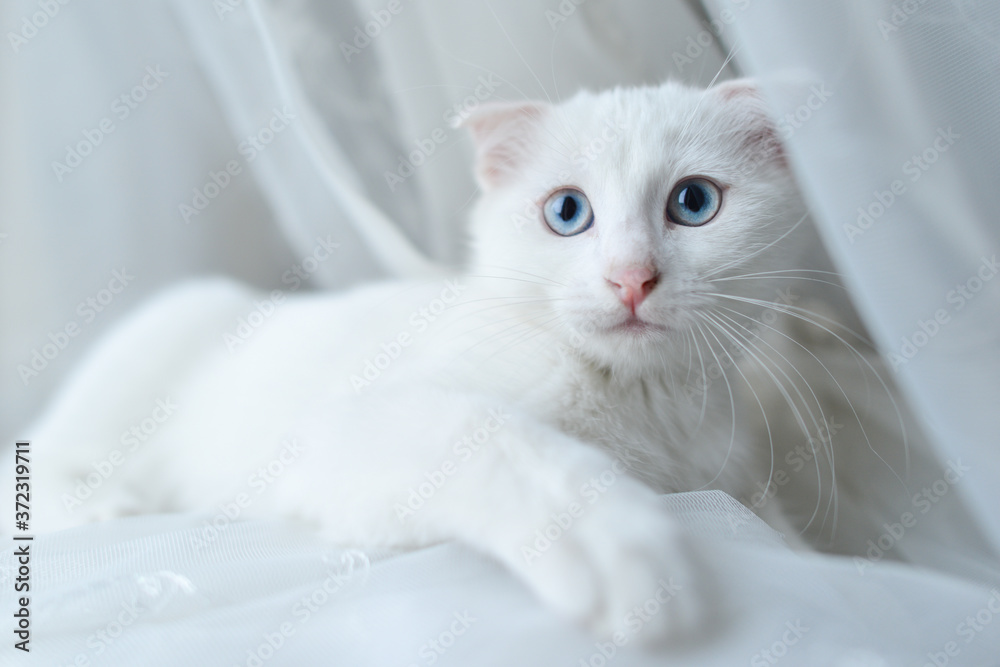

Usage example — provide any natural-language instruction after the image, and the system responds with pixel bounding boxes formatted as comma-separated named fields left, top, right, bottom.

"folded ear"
left=456, top=100, right=550, bottom=189
left=712, top=78, right=786, bottom=167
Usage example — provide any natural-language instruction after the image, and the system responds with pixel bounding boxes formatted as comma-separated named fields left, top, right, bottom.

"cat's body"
left=20, top=80, right=813, bottom=641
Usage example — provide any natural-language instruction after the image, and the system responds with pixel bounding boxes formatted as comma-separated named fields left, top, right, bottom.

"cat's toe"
left=575, top=488, right=713, bottom=646
left=497, top=480, right=714, bottom=647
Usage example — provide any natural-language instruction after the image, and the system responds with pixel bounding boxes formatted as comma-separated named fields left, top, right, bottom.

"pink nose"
left=607, top=267, right=659, bottom=313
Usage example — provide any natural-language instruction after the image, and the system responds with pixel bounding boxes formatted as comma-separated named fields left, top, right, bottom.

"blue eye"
left=666, top=177, right=722, bottom=227
left=543, top=188, right=594, bottom=236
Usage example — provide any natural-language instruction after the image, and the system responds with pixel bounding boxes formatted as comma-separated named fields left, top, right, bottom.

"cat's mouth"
left=609, top=316, right=667, bottom=334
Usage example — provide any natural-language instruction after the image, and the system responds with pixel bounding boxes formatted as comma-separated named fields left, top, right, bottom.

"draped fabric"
left=6, top=495, right=1000, bottom=666
left=0, top=0, right=734, bottom=433
left=720, top=0, right=1000, bottom=557
left=2, top=1, right=999, bottom=665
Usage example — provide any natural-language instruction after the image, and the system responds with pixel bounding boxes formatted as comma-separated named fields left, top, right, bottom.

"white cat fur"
left=20, top=79, right=811, bottom=643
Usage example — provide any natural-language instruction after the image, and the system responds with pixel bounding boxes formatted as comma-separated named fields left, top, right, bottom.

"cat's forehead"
left=541, top=83, right=746, bottom=184
left=560, top=83, right=712, bottom=134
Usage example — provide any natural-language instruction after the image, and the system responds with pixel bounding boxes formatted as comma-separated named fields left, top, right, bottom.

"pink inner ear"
left=713, top=78, right=762, bottom=101
left=460, top=101, right=549, bottom=189
left=713, top=79, right=787, bottom=167
left=461, top=101, right=545, bottom=140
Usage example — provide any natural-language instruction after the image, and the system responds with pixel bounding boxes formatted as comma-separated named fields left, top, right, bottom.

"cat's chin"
left=567, top=317, right=682, bottom=376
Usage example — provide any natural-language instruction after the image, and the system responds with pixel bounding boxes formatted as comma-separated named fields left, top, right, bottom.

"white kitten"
left=23, top=79, right=810, bottom=643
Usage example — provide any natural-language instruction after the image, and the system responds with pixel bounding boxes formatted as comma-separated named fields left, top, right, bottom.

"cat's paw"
left=494, top=473, right=714, bottom=647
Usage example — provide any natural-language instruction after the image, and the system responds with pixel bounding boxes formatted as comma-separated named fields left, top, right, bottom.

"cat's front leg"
left=261, top=384, right=714, bottom=645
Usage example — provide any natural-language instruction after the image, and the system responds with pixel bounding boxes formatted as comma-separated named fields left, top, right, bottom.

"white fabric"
left=5, top=493, right=1000, bottom=666
left=719, top=0, right=1000, bottom=560
left=2, top=0, right=1000, bottom=665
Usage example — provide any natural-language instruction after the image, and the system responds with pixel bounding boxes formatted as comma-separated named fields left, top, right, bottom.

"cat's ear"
left=712, top=78, right=786, bottom=167
left=456, top=101, right=550, bottom=189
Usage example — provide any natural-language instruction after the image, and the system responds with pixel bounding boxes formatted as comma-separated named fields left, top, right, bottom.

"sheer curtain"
left=721, top=0, right=1000, bottom=558
left=2, top=1, right=999, bottom=665
left=0, top=0, right=734, bottom=438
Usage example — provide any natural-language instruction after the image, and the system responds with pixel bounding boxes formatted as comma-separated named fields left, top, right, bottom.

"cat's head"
left=461, top=79, right=808, bottom=377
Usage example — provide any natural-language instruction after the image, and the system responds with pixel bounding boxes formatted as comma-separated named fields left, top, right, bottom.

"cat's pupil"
left=543, top=188, right=592, bottom=235
left=559, top=196, right=578, bottom=221
left=679, top=185, right=704, bottom=213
